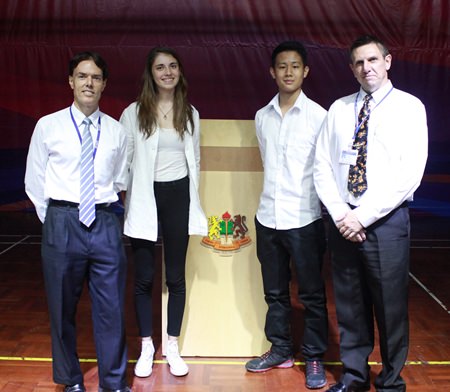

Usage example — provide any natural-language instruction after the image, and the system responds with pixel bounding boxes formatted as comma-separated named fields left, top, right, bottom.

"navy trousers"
left=255, top=217, right=328, bottom=359
left=41, top=203, right=128, bottom=390
left=329, top=205, right=410, bottom=392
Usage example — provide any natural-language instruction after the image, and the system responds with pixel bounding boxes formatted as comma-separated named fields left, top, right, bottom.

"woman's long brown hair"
left=137, top=47, right=194, bottom=139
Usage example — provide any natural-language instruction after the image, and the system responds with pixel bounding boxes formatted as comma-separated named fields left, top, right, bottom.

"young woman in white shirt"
left=120, top=47, right=207, bottom=378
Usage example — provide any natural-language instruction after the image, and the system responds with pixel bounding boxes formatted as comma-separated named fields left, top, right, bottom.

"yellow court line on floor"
left=1, top=357, right=449, bottom=366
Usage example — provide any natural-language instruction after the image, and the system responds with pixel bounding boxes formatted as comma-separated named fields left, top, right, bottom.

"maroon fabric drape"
left=0, top=0, right=448, bottom=210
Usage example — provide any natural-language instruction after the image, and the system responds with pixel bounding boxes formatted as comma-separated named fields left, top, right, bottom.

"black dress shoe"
left=325, top=383, right=347, bottom=392
left=325, top=382, right=370, bottom=392
left=98, top=387, right=131, bottom=392
left=325, top=382, right=347, bottom=392
left=64, top=384, right=86, bottom=392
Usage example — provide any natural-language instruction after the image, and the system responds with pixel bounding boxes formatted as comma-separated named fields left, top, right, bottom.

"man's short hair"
left=349, top=35, right=390, bottom=63
left=271, top=41, right=308, bottom=67
left=69, top=51, right=109, bottom=79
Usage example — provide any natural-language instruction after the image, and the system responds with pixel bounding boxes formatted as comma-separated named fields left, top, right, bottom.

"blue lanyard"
left=70, top=106, right=101, bottom=159
left=352, top=86, right=394, bottom=140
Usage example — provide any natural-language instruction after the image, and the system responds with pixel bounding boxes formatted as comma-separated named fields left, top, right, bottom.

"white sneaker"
left=166, top=340, right=189, bottom=376
left=134, top=339, right=155, bottom=377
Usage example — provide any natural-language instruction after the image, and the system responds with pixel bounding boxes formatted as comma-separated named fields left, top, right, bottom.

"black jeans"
left=255, top=217, right=328, bottom=359
left=130, top=176, right=190, bottom=337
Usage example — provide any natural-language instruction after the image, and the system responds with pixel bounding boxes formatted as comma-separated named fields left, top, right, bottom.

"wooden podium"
left=162, top=119, right=270, bottom=356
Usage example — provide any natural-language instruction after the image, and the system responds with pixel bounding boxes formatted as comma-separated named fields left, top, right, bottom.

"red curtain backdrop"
left=0, top=0, right=448, bottom=210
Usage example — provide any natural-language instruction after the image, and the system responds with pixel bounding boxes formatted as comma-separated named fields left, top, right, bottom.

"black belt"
left=49, top=199, right=111, bottom=210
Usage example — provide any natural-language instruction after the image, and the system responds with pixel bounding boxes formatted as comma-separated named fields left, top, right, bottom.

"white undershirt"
left=154, top=127, right=187, bottom=181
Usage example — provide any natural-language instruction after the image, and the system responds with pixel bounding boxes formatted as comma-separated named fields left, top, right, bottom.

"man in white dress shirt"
left=314, top=35, right=428, bottom=392
left=245, top=41, right=328, bottom=390
left=25, top=52, right=130, bottom=392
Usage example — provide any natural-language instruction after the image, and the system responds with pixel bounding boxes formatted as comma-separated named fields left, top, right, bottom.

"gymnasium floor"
left=0, top=211, right=449, bottom=391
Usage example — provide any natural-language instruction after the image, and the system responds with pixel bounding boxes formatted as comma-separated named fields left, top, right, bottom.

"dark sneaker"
left=245, top=350, right=294, bottom=373
left=305, top=360, right=327, bottom=389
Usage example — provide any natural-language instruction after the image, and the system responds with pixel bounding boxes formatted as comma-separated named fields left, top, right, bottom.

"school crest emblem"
left=201, top=211, right=252, bottom=255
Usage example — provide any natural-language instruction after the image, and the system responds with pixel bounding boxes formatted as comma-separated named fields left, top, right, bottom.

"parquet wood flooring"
left=0, top=212, right=449, bottom=391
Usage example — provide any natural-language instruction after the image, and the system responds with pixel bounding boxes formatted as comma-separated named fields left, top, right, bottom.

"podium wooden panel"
left=162, top=120, right=270, bottom=357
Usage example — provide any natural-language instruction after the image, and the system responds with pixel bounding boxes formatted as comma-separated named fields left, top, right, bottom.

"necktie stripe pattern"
left=348, top=94, right=372, bottom=197
left=79, top=118, right=96, bottom=227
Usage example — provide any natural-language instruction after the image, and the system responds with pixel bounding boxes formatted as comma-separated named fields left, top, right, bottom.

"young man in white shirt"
left=314, top=35, right=428, bottom=392
left=25, top=52, right=130, bottom=392
left=245, top=41, right=328, bottom=390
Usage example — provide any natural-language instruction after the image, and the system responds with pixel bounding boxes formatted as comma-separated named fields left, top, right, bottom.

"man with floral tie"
left=314, top=35, right=428, bottom=392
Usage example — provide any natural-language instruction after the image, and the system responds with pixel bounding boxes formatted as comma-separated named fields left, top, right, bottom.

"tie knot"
left=83, top=118, right=92, bottom=126
left=364, top=94, right=372, bottom=103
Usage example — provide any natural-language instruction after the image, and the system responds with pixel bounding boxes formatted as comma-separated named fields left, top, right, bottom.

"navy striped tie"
left=79, top=118, right=95, bottom=227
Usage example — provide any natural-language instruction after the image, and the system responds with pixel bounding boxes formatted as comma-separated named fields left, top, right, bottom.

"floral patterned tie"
left=348, top=94, right=372, bottom=197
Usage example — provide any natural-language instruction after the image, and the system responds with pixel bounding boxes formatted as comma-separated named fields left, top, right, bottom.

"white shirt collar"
left=359, top=80, right=393, bottom=104
left=70, top=103, right=101, bottom=128
left=268, top=90, right=306, bottom=116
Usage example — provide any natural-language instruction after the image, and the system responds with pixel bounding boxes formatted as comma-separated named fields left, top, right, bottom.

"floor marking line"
left=409, top=272, right=450, bottom=314
left=0, top=235, right=30, bottom=256
left=1, top=357, right=449, bottom=366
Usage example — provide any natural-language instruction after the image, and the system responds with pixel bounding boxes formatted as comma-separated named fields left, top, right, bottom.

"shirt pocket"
left=285, top=127, right=317, bottom=163
left=94, top=140, right=120, bottom=185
